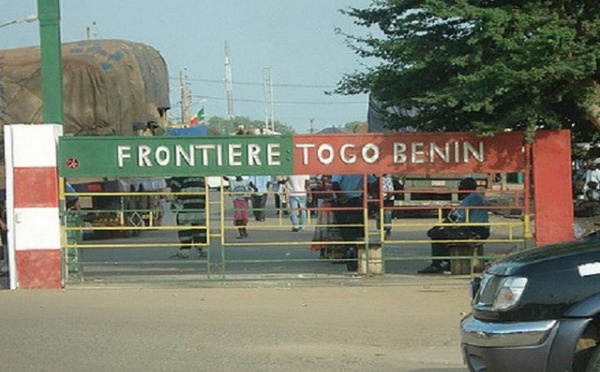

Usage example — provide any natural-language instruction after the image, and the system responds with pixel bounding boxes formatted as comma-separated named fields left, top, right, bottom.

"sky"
left=1, top=0, right=375, bottom=133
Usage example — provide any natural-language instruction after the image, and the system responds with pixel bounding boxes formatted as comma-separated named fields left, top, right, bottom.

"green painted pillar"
left=37, top=0, right=64, bottom=124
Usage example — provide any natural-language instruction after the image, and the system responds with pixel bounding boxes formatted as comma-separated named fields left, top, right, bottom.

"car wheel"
left=586, top=346, right=600, bottom=372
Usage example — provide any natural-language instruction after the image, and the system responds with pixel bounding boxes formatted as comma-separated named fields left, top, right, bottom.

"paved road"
left=0, top=277, right=471, bottom=372
left=1, top=199, right=592, bottom=371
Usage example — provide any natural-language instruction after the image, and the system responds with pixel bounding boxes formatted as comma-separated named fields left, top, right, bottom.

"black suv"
left=461, top=234, right=600, bottom=372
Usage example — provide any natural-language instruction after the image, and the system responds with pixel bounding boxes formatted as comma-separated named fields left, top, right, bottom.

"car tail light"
left=493, top=277, right=528, bottom=310
left=87, top=184, right=102, bottom=192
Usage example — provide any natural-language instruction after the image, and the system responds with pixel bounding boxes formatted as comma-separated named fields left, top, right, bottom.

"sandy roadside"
left=0, top=278, right=471, bottom=372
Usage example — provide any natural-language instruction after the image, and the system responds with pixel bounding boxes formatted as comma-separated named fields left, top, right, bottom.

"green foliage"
left=206, top=116, right=296, bottom=135
left=345, top=121, right=363, bottom=132
left=337, top=0, right=600, bottom=140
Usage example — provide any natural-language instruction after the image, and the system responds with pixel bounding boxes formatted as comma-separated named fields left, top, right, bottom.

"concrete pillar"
left=5, top=125, right=63, bottom=289
left=532, top=130, right=574, bottom=245
left=358, top=244, right=383, bottom=275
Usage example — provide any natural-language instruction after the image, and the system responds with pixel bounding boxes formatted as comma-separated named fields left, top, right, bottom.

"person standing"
left=331, top=174, right=377, bottom=271
left=376, top=174, right=396, bottom=239
left=419, top=177, right=490, bottom=274
left=169, top=176, right=207, bottom=259
left=248, top=175, right=270, bottom=221
left=310, top=174, right=335, bottom=257
left=64, top=182, right=82, bottom=277
left=285, top=174, right=311, bottom=232
left=272, top=175, right=288, bottom=217
left=226, top=176, right=251, bottom=239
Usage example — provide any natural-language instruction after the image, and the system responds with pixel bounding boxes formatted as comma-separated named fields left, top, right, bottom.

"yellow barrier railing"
left=59, top=179, right=530, bottom=282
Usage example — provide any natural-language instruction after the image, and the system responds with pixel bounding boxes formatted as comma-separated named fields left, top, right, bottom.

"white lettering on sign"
left=116, top=142, right=282, bottom=169
left=464, top=142, right=484, bottom=162
left=393, top=141, right=484, bottom=164
left=296, top=141, right=485, bottom=166
left=318, top=144, right=334, bottom=165
left=411, top=142, right=425, bottom=163
left=139, top=145, right=152, bottom=166
left=393, top=143, right=407, bottom=163
left=431, top=143, right=449, bottom=162
left=297, top=143, right=381, bottom=165
left=454, top=142, right=460, bottom=163
left=117, top=146, right=131, bottom=167
left=175, top=145, right=194, bottom=166
left=267, top=143, right=281, bottom=166
left=216, top=144, right=223, bottom=166
left=155, top=146, right=170, bottom=166
left=296, top=144, right=315, bottom=165
left=194, top=145, right=216, bottom=166
left=228, top=144, right=242, bottom=166
left=248, top=144, right=261, bottom=166
left=340, top=144, right=356, bottom=164
left=363, top=143, right=379, bottom=164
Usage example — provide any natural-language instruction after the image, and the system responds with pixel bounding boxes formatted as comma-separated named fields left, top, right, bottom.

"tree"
left=344, top=120, right=363, bottom=132
left=336, top=1, right=600, bottom=140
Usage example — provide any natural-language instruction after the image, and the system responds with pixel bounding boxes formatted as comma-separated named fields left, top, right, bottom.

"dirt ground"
left=0, top=277, right=471, bottom=372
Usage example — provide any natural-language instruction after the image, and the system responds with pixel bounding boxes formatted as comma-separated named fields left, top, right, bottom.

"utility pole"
left=263, top=67, right=274, bottom=132
left=37, top=0, right=63, bottom=124
left=86, top=21, right=96, bottom=40
left=180, top=69, right=190, bottom=124
left=224, top=41, right=234, bottom=119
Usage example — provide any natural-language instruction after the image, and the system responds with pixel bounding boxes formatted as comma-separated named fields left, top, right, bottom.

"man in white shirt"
left=585, top=161, right=600, bottom=195
left=286, top=175, right=311, bottom=232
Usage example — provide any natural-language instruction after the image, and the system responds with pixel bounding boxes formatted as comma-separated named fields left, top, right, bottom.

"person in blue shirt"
left=331, top=174, right=377, bottom=271
left=248, top=175, right=271, bottom=221
left=419, top=177, right=490, bottom=274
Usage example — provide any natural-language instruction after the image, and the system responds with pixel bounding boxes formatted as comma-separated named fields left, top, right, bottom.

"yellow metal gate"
left=61, top=176, right=529, bottom=286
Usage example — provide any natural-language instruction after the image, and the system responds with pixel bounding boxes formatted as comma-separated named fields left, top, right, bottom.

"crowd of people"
left=165, top=172, right=491, bottom=274
left=0, top=170, right=490, bottom=285
left=219, top=173, right=406, bottom=271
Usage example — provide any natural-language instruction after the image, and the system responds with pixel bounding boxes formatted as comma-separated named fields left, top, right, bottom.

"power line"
left=190, top=94, right=365, bottom=105
left=169, top=76, right=334, bottom=89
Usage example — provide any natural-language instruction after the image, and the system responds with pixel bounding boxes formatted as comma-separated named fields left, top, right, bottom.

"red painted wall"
left=533, top=130, right=574, bottom=245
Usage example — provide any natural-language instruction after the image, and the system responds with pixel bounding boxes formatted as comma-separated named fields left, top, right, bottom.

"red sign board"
left=293, top=132, right=526, bottom=175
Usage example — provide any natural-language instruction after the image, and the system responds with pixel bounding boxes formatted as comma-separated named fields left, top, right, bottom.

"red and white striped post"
left=4, top=124, right=63, bottom=289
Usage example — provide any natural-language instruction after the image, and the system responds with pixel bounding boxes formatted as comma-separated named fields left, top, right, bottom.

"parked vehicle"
left=0, top=39, right=170, bottom=139
left=461, top=232, right=600, bottom=372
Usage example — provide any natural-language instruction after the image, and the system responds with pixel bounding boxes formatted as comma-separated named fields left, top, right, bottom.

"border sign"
left=292, top=132, right=526, bottom=175
left=59, top=132, right=526, bottom=178
left=59, top=135, right=294, bottom=177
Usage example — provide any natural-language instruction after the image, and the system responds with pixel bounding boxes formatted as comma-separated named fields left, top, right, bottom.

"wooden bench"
left=447, top=243, right=484, bottom=275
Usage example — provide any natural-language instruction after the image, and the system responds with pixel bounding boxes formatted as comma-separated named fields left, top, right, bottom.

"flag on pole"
left=189, top=107, right=205, bottom=125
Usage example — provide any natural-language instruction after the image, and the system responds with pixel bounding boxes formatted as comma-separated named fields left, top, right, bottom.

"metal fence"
left=61, top=177, right=529, bottom=286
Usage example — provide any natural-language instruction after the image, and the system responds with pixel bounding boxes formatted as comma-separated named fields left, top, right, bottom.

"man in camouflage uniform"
left=169, top=176, right=207, bottom=259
